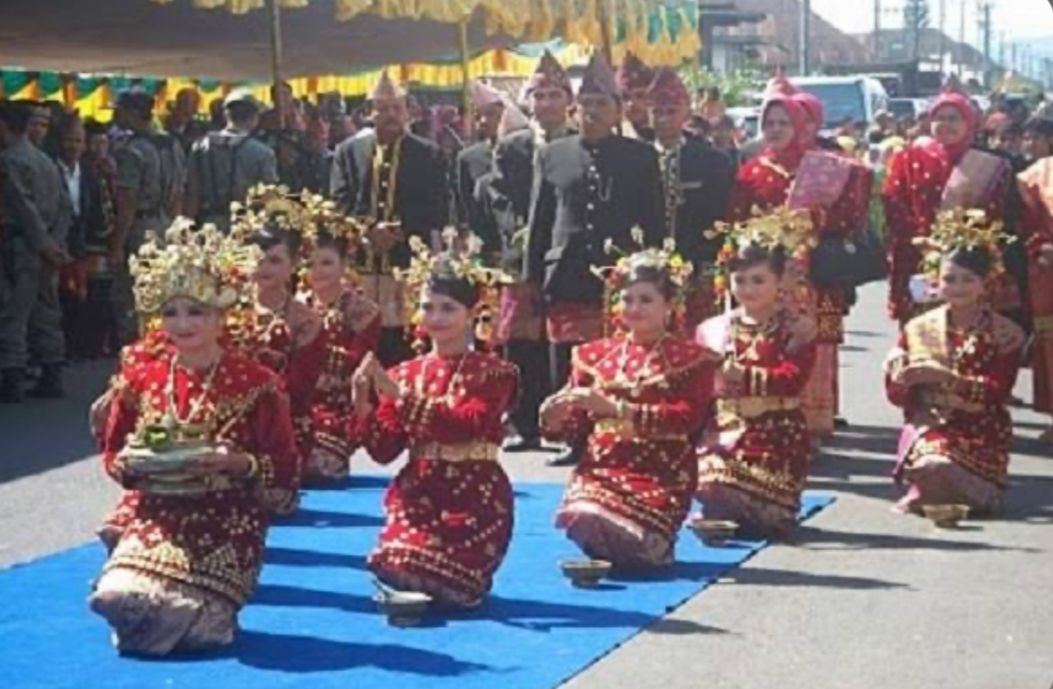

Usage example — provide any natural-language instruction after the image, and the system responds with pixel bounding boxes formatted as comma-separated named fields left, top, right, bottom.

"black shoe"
left=27, top=364, right=64, bottom=399
left=0, top=368, right=25, bottom=403
left=833, top=416, right=849, bottom=430
left=546, top=447, right=581, bottom=467
left=503, top=436, right=543, bottom=453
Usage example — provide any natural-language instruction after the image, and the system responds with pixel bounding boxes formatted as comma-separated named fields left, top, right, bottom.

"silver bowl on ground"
left=559, top=559, right=612, bottom=588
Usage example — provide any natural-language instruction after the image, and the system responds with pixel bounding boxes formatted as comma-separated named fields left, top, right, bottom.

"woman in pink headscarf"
left=728, top=82, right=872, bottom=438
left=882, top=89, right=1013, bottom=325
left=727, top=86, right=811, bottom=219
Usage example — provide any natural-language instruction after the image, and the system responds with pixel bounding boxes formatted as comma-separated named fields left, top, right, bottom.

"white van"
left=790, top=76, right=890, bottom=133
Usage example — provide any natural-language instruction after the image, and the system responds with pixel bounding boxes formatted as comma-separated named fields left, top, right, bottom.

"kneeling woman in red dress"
left=695, top=210, right=818, bottom=537
left=540, top=246, right=714, bottom=569
left=885, top=211, right=1024, bottom=515
left=89, top=220, right=299, bottom=655
left=351, top=235, right=517, bottom=609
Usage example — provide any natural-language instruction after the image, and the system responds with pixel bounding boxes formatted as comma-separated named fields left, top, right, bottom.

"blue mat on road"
left=0, top=479, right=833, bottom=689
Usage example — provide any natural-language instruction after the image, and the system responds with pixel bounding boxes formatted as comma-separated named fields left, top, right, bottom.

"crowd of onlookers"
left=1, top=75, right=1051, bottom=405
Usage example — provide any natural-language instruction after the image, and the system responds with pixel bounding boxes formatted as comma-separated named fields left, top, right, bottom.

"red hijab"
left=927, top=91, right=978, bottom=164
left=761, top=95, right=810, bottom=171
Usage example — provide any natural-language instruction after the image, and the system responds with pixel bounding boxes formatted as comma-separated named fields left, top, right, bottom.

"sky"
left=810, top=0, right=1053, bottom=42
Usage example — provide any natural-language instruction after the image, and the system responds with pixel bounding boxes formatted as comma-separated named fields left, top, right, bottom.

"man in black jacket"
left=455, top=81, right=505, bottom=252
left=648, top=67, right=735, bottom=331
left=330, top=72, right=448, bottom=365
left=489, top=50, right=576, bottom=454
left=525, top=52, right=664, bottom=464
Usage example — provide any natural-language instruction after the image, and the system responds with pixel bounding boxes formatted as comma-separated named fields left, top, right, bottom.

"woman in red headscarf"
left=729, top=82, right=871, bottom=438
left=883, top=90, right=1013, bottom=326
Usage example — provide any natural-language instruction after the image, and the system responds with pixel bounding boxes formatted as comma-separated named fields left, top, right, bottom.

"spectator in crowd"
left=53, top=113, right=115, bottom=359
left=1023, top=117, right=1053, bottom=162
left=710, top=114, right=740, bottom=168
left=698, top=86, right=726, bottom=124
left=184, top=89, right=278, bottom=230
left=27, top=102, right=52, bottom=150
left=165, top=87, right=203, bottom=153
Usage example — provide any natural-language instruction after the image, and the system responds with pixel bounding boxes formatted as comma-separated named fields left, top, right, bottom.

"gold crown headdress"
left=591, top=228, right=694, bottom=334
left=707, top=206, right=815, bottom=299
left=396, top=227, right=510, bottom=348
left=913, top=208, right=1011, bottom=279
left=129, top=217, right=262, bottom=316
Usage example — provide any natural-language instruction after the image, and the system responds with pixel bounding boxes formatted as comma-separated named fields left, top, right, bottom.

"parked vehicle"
left=791, top=76, right=890, bottom=133
left=887, top=97, right=928, bottom=121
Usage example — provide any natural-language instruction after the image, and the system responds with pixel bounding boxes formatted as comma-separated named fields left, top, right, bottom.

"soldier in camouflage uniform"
left=108, top=91, right=168, bottom=344
left=184, top=89, right=277, bottom=231
left=0, top=102, right=72, bottom=401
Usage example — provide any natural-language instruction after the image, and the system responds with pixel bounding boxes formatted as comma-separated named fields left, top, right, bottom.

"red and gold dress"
left=695, top=310, right=817, bottom=536
left=1017, top=158, right=1053, bottom=419
left=882, top=142, right=1011, bottom=325
left=355, top=351, right=518, bottom=607
left=886, top=306, right=1023, bottom=513
left=226, top=301, right=326, bottom=512
left=542, top=336, right=713, bottom=567
left=89, top=352, right=299, bottom=655
left=300, top=287, right=381, bottom=482
left=730, top=150, right=870, bottom=436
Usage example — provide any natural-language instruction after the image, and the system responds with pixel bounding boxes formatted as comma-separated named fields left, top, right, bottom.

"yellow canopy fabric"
left=146, top=0, right=701, bottom=68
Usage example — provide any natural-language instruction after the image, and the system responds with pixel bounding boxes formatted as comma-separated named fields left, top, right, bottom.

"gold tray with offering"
left=122, top=421, right=214, bottom=477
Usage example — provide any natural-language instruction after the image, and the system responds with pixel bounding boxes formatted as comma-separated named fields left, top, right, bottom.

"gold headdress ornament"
left=396, top=227, right=511, bottom=348
left=590, top=227, right=694, bottom=334
left=913, top=208, right=1012, bottom=279
left=230, top=183, right=364, bottom=254
left=129, top=217, right=261, bottom=316
left=707, top=205, right=815, bottom=299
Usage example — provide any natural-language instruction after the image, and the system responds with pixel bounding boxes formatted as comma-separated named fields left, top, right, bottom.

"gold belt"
left=717, top=397, right=799, bottom=419
left=592, top=418, right=683, bottom=442
left=412, top=441, right=500, bottom=463
left=1034, top=315, right=1053, bottom=337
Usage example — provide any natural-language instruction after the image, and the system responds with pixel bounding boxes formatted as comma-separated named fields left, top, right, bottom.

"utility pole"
left=874, top=0, right=882, bottom=62
left=958, top=0, right=966, bottom=77
left=978, top=2, right=992, bottom=88
left=938, top=0, right=946, bottom=76
left=799, top=0, right=811, bottom=75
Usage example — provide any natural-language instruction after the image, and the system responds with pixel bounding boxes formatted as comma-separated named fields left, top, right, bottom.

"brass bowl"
left=373, top=590, right=432, bottom=627
left=922, top=504, right=970, bottom=528
left=122, top=442, right=213, bottom=476
left=688, top=518, right=739, bottom=546
left=559, top=559, right=612, bottom=588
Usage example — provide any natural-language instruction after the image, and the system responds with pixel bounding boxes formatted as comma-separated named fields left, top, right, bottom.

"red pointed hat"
left=616, top=51, right=655, bottom=94
left=526, top=50, right=573, bottom=96
left=646, top=67, right=690, bottom=106
left=579, top=51, right=619, bottom=99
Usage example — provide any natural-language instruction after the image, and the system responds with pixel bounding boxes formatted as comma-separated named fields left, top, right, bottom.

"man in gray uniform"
left=184, top=89, right=277, bottom=231
left=0, top=102, right=72, bottom=401
left=109, top=91, right=166, bottom=344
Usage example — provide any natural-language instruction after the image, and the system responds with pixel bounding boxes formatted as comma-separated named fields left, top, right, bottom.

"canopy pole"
left=267, top=0, right=285, bottom=128
left=599, top=0, right=614, bottom=64
left=459, top=18, right=473, bottom=141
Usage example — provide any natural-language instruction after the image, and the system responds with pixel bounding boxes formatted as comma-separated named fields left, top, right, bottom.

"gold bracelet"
left=243, top=453, right=260, bottom=479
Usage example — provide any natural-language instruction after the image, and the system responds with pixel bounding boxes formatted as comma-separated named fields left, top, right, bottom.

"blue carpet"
left=0, top=478, right=833, bottom=689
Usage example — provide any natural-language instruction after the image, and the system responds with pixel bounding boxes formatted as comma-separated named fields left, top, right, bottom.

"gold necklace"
left=614, top=335, right=666, bottom=387
left=163, top=354, right=221, bottom=427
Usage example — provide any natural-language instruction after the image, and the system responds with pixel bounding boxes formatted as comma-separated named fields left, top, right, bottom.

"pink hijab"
left=761, top=95, right=810, bottom=171
left=793, top=92, right=824, bottom=149
left=927, top=91, right=978, bottom=164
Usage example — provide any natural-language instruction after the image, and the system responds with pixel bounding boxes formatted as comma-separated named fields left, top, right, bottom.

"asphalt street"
left=1, top=283, right=1050, bottom=688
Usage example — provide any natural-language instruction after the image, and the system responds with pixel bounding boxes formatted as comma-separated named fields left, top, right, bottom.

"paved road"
left=1, top=284, right=1051, bottom=688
